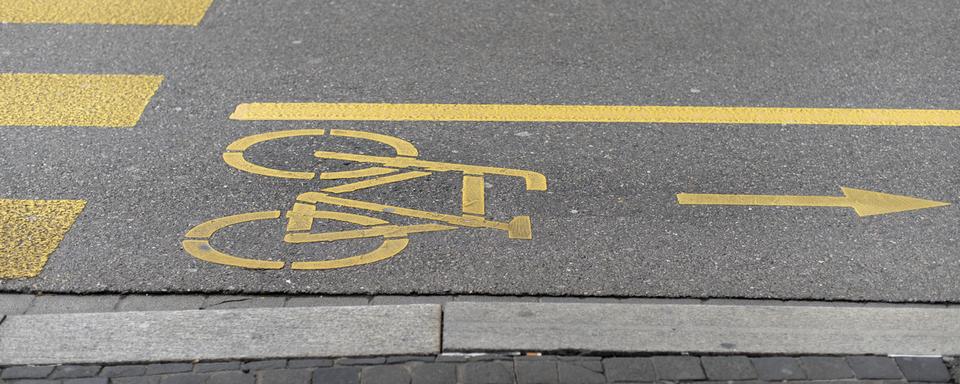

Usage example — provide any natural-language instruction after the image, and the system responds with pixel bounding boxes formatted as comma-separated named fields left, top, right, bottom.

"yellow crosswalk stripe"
left=0, top=199, right=86, bottom=279
left=0, top=73, right=163, bottom=128
left=0, top=0, right=215, bottom=26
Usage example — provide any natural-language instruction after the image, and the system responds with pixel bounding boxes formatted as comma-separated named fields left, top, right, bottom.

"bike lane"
left=1, top=0, right=959, bottom=303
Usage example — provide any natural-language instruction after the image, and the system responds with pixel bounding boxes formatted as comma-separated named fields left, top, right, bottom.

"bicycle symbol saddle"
left=182, top=129, right=547, bottom=270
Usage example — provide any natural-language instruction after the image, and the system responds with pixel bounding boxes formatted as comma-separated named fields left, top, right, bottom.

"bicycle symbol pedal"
left=182, top=129, right=547, bottom=270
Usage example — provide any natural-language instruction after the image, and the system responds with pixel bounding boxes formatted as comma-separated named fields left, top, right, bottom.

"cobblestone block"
left=285, top=296, right=370, bottom=307
left=314, top=366, right=361, bottom=384
left=1, top=365, right=56, bottom=379
left=111, top=376, right=160, bottom=384
left=603, top=357, right=656, bottom=382
left=158, top=373, right=206, bottom=384
left=201, top=295, right=285, bottom=309
left=99, top=365, right=147, bottom=378
left=116, top=295, right=204, bottom=312
left=49, top=365, right=101, bottom=379
left=205, top=371, right=254, bottom=384
left=63, top=378, right=108, bottom=384
left=287, top=358, right=334, bottom=368
left=557, top=362, right=604, bottom=384
left=461, top=361, right=515, bottom=384
left=385, top=356, right=435, bottom=364
left=516, top=359, right=557, bottom=384
left=800, top=356, right=855, bottom=379
left=410, top=363, right=456, bottom=384
left=370, top=296, right=452, bottom=305
left=257, top=368, right=312, bottom=384
left=895, top=356, right=951, bottom=382
left=0, top=294, right=34, bottom=315
left=652, top=356, right=704, bottom=381
left=241, top=359, right=286, bottom=371
left=753, top=357, right=805, bottom=380
left=846, top=356, right=902, bottom=379
left=193, top=362, right=240, bottom=373
left=701, top=356, right=756, bottom=380
left=363, top=365, right=411, bottom=384
left=144, top=363, right=193, bottom=375
left=513, top=359, right=560, bottom=384
left=337, top=357, right=387, bottom=366
left=26, top=295, right=119, bottom=314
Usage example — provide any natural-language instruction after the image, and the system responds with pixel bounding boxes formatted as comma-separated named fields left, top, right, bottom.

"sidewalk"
left=1, top=293, right=958, bottom=383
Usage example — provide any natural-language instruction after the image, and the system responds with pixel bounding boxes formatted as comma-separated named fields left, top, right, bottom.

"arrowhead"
left=841, top=187, right=950, bottom=217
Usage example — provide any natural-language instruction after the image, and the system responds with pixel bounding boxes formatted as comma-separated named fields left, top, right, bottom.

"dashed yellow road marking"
left=0, top=73, right=162, bottom=128
left=0, top=0, right=215, bottom=26
left=232, top=102, right=960, bottom=126
left=0, top=199, right=85, bottom=279
left=677, top=187, right=950, bottom=217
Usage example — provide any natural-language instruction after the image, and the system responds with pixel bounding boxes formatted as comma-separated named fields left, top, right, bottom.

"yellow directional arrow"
left=677, top=187, right=950, bottom=217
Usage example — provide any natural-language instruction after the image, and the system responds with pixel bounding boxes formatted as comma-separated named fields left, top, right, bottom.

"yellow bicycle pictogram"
left=182, top=129, right=547, bottom=270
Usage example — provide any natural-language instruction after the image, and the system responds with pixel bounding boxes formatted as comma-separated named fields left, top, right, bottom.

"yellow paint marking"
left=330, top=129, right=418, bottom=157
left=0, top=73, right=162, bottom=128
left=285, top=204, right=389, bottom=232
left=322, top=171, right=432, bottom=194
left=183, top=210, right=285, bottom=269
left=314, top=151, right=547, bottom=191
left=320, top=167, right=398, bottom=180
left=0, top=0, right=214, bottom=26
left=296, top=192, right=533, bottom=239
left=231, top=102, right=960, bottom=126
left=677, top=187, right=950, bottom=217
left=462, top=175, right=486, bottom=215
left=291, top=238, right=409, bottom=270
left=1, top=199, right=85, bottom=279
left=223, top=152, right=315, bottom=180
left=285, top=224, right=454, bottom=243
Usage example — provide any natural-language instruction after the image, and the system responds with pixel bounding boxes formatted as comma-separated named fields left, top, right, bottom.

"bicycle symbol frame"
left=182, top=129, right=547, bottom=270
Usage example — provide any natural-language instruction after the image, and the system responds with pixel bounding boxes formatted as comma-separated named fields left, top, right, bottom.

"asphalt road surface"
left=1, top=0, right=959, bottom=302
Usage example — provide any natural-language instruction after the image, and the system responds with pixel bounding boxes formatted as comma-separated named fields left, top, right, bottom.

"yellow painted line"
left=1, top=199, right=85, bottom=279
left=0, top=0, right=214, bottom=26
left=462, top=175, right=485, bottom=215
left=322, top=171, right=432, bottom=194
left=231, top=102, right=960, bottom=126
left=677, top=187, right=950, bottom=217
left=0, top=73, right=163, bottom=128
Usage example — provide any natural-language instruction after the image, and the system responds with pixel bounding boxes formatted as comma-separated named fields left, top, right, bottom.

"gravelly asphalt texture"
left=1, top=0, right=958, bottom=301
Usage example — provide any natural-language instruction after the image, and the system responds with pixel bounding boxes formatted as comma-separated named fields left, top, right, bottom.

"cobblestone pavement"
left=0, top=354, right=956, bottom=384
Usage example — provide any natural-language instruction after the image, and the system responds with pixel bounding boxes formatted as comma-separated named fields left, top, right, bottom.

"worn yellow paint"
left=290, top=238, right=409, bottom=270
left=320, top=167, right=398, bottom=180
left=677, top=187, right=950, bottom=217
left=0, top=0, right=214, bottom=26
left=330, top=129, right=418, bottom=156
left=314, top=151, right=547, bottom=191
left=322, top=171, right=432, bottom=194
left=183, top=210, right=285, bottom=269
left=0, top=199, right=85, bottom=279
left=231, top=102, right=960, bottom=126
left=0, top=73, right=162, bottom=128
left=462, top=175, right=486, bottom=215
left=223, top=152, right=316, bottom=180
left=286, top=223, right=455, bottom=243
left=296, top=192, right=533, bottom=239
